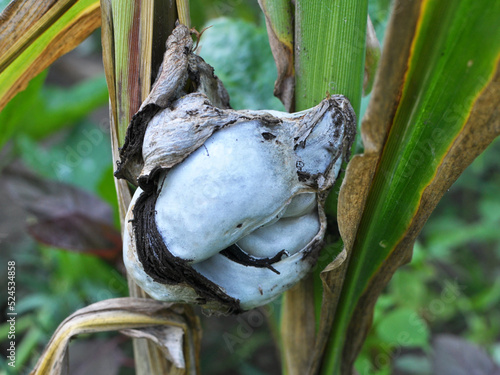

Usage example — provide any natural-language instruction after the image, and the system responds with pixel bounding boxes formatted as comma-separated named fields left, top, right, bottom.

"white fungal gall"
left=282, top=193, right=317, bottom=218
left=122, top=95, right=355, bottom=313
left=191, top=250, right=316, bottom=310
left=236, top=210, right=320, bottom=258
left=118, top=24, right=357, bottom=313
left=154, top=120, right=299, bottom=264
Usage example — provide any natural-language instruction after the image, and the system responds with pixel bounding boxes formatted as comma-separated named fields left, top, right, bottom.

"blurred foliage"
left=190, top=0, right=262, bottom=29
left=198, top=17, right=284, bottom=111
left=0, top=72, right=108, bottom=148
left=356, top=137, right=500, bottom=375
left=0, top=0, right=9, bottom=12
left=0, top=0, right=499, bottom=374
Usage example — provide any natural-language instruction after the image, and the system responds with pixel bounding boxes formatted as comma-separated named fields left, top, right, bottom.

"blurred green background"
left=0, top=1, right=499, bottom=374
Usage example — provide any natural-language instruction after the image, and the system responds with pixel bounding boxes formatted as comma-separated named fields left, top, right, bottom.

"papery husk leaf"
left=114, top=24, right=231, bottom=186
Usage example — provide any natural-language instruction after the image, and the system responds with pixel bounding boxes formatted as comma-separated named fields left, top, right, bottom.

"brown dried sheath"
left=115, top=25, right=231, bottom=188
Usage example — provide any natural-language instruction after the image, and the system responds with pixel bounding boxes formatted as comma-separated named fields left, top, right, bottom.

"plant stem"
left=295, top=0, right=368, bottom=116
left=293, top=1, right=367, bottom=374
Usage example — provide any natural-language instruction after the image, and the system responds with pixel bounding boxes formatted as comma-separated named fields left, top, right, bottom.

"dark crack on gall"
left=220, top=245, right=287, bottom=275
left=261, top=132, right=276, bottom=140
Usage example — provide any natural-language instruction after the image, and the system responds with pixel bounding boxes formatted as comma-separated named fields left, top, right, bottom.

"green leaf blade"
left=325, top=0, right=500, bottom=373
left=354, top=0, right=500, bottom=282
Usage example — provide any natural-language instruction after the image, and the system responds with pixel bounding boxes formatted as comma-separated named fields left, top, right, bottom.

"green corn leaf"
left=0, top=0, right=101, bottom=112
left=322, top=0, right=500, bottom=373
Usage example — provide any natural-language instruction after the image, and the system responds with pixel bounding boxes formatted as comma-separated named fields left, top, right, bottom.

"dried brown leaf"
left=30, top=298, right=200, bottom=375
left=0, top=0, right=59, bottom=65
left=123, top=326, right=186, bottom=368
left=114, top=24, right=231, bottom=186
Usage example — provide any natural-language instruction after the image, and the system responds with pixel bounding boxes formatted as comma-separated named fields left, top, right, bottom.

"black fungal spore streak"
left=220, top=246, right=288, bottom=275
left=261, top=132, right=276, bottom=141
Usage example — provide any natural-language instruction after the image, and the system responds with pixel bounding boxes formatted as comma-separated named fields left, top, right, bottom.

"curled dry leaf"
left=30, top=298, right=200, bottom=375
left=122, top=325, right=185, bottom=368
left=116, top=24, right=357, bottom=313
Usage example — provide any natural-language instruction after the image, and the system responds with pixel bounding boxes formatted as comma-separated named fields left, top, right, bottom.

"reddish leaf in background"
left=432, top=335, right=500, bottom=375
left=4, top=165, right=122, bottom=261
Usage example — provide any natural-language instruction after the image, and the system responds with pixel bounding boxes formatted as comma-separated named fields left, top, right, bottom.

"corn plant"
left=1, top=0, right=499, bottom=374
